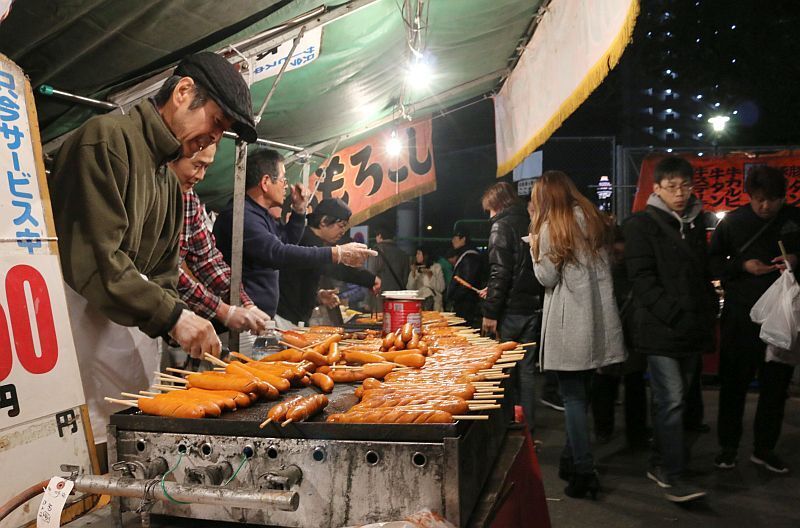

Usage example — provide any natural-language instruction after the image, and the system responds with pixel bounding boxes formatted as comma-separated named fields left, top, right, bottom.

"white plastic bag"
left=750, top=269, right=800, bottom=350
left=765, top=343, right=800, bottom=366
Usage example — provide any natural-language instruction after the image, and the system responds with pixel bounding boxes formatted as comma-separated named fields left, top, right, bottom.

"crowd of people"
left=46, top=49, right=794, bottom=508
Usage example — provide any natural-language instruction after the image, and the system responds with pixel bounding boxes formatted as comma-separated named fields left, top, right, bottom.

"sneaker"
left=714, top=451, right=737, bottom=470
left=540, top=394, right=565, bottom=412
left=646, top=466, right=672, bottom=489
left=750, top=452, right=790, bottom=474
left=664, top=481, right=707, bottom=503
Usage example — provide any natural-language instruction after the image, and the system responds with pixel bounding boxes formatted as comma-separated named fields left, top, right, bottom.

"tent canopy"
left=0, top=0, right=542, bottom=210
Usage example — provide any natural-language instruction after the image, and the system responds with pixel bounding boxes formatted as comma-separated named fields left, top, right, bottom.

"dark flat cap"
left=309, top=198, right=352, bottom=221
left=176, top=52, right=257, bottom=143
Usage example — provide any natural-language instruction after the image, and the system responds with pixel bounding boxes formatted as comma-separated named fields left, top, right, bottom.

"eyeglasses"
left=659, top=183, right=693, bottom=195
left=271, top=177, right=288, bottom=186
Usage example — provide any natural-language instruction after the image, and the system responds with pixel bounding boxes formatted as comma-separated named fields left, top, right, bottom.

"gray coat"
left=532, top=217, right=626, bottom=371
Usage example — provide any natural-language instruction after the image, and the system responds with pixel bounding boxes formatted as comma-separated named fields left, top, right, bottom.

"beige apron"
left=64, top=286, right=160, bottom=444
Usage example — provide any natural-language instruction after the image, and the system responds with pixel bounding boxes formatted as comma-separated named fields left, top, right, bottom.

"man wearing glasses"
left=624, top=156, right=718, bottom=502
left=277, top=198, right=381, bottom=327
left=213, top=149, right=375, bottom=334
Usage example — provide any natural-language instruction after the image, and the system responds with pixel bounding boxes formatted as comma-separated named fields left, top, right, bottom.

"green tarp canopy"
left=0, top=0, right=542, bottom=210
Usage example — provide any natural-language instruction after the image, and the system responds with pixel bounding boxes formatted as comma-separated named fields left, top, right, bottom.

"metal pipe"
left=38, top=85, right=119, bottom=111
left=221, top=131, right=308, bottom=153
left=73, top=474, right=299, bottom=512
left=228, top=140, right=249, bottom=352
left=256, top=26, right=306, bottom=120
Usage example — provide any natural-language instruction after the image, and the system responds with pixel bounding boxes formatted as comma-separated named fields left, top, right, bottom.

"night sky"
left=371, top=0, right=800, bottom=256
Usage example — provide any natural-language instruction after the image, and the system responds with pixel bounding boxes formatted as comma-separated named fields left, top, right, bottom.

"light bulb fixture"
left=406, top=57, right=432, bottom=89
left=708, top=115, right=730, bottom=132
left=386, top=130, right=402, bottom=156
left=426, top=225, right=433, bottom=231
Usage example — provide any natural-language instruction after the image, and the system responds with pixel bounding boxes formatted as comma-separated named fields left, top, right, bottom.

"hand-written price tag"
left=36, top=476, right=74, bottom=528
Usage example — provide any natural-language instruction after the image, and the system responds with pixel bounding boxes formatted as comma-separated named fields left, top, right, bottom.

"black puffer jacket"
left=623, top=196, right=718, bottom=357
left=483, top=204, right=543, bottom=319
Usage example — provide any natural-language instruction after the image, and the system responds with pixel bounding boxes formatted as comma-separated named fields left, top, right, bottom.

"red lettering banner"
left=632, top=150, right=800, bottom=213
left=308, top=119, right=436, bottom=225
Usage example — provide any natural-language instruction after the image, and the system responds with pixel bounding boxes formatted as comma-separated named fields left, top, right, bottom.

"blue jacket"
left=214, top=195, right=332, bottom=316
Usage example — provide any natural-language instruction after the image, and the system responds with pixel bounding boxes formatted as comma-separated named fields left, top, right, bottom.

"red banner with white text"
left=308, top=119, right=436, bottom=225
left=632, top=151, right=800, bottom=213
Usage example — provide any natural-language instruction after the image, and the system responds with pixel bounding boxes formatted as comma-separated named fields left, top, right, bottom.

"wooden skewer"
left=104, top=397, right=137, bottom=407
left=474, top=394, right=501, bottom=400
left=140, top=391, right=159, bottom=396
left=259, top=418, right=273, bottom=429
left=166, top=367, right=196, bottom=376
left=484, top=374, right=509, bottom=380
left=453, top=275, right=482, bottom=293
left=151, top=384, right=185, bottom=392
left=120, top=392, right=147, bottom=399
left=469, top=404, right=501, bottom=410
left=204, top=353, right=229, bottom=367
left=453, top=415, right=489, bottom=420
left=518, top=341, right=537, bottom=347
left=281, top=419, right=293, bottom=427
left=155, top=378, right=189, bottom=385
left=230, top=351, right=254, bottom=363
left=155, top=371, right=185, bottom=382
left=213, top=367, right=226, bottom=372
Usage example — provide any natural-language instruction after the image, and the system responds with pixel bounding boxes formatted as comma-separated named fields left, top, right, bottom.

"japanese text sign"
left=251, top=26, right=322, bottom=83
left=0, top=56, right=48, bottom=255
left=308, top=119, right=437, bottom=225
left=633, top=151, right=800, bottom=213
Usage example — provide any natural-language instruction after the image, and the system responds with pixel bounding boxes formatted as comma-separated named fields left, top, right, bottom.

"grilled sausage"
left=138, top=395, right=206, bottom=419
left=285, top=394, right=329, bottom=422
left=186, top=372, right=258, bottom=394
left=310, top=372, right=334, bottom=393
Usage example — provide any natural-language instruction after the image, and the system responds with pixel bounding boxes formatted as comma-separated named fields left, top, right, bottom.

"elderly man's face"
left=169, top=78, right=233, bottom=158
left=170, top=143, right=216, bottom=192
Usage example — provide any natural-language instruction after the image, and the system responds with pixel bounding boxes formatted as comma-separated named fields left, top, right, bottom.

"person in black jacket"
left=710, top=166, right=800, bottom=474
left=447, top=228, right=485, bottom=327
left=368, top=225, right=411, bottom=311
left=480, top=182, right=544, bottom=434
left=624, top=156, right=717, bottom=503
left=277, top=198, right=381, bottom=326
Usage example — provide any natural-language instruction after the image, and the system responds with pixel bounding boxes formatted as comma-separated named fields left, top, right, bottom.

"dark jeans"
left=500, top=312, right=540, bottom=433
left=683, top=354, right=706, bottom=429
left=557, top=370, right=595, bottom=474
left=648, top=354, right=700, bottom=481
left=591, top=370, right=648, bottom=443
left=717, top=302, right=795, bottom=454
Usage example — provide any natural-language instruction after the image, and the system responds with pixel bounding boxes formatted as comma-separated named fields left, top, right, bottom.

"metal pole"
left=256, top=27, right=306, bottom=121
left=229, top=140, right=248, bottom=351
left=73, top=474, right=299, bottom=511
left=38, top=85, right=121, bottom=112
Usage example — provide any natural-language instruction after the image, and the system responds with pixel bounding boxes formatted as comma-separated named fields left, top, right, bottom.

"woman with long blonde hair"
left=529, top=171, right=625, bottom=500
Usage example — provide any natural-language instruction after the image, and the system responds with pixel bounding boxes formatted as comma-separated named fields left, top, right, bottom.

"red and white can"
left=382, top=292, right=423, bottom=335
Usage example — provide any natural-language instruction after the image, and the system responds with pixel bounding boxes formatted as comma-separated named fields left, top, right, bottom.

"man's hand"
left=372, top=276, right=382, bottom=295
left=481, top=317, right=498, bottom=337
left=170, top=309, right=221, bottom=359
left=335, top=242, right=378, bottom=267
left=290, top=183, right=310, bottom=213
left=772, top=254, right=798, bottom=272
left=245, top=304, right=271, bottom=334
left=478, top=287, right=488, bottom=299
left=743, top=259, right=778, bottom=276
left=218, top=303, right=270, bottom=334
left=317, top=289, right=340, bottom=308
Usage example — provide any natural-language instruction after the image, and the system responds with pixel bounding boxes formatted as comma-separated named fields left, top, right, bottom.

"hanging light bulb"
left=386, top=130, right=402, bottom=156
left=406, top=57, right=432, bottom=89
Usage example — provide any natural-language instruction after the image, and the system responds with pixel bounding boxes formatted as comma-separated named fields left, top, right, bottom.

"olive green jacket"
left=50, top=100, right=186, bottom=338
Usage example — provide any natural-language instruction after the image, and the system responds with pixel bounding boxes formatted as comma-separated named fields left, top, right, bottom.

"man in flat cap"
left=277, top=198, right=381, bottom=327
left=49, top=51, right=257, bottom=450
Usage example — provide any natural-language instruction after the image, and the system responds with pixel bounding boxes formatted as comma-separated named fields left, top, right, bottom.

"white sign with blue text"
left=251, top=26, right=323, bottom=83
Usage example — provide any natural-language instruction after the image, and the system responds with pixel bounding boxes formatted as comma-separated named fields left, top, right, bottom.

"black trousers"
left=592, top=370, right=648, bottom=443
left=717, top=301, right=795, bottom=454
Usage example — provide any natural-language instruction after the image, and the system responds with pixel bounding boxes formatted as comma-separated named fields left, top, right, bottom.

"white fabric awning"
left=495, top=0, right=639, bottom=175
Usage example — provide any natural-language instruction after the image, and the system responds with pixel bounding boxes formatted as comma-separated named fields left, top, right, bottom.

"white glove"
left=335, top=242, right=378, bottom=267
